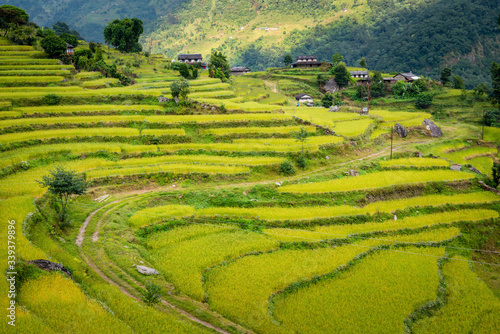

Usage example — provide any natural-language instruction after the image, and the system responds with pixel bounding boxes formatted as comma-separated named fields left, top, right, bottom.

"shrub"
left=415, top=92, right=433, bottom=109
left=141, top=283, right=162, bottom=305
left=321, top=93, right=334, bottom=108
left=42, top=94, right=61, bottom=105
left=296, top=154, right=307, bottom=169
left=280, top=161, right=295, bottom=175
left=41, top=35, right=67, bottom=58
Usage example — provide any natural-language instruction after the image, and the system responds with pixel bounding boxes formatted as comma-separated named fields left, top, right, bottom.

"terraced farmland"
left=2, top=35, right=499, bottom=334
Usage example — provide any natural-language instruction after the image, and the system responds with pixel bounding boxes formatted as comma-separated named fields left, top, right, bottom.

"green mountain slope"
left=8, top=0, right=500, bottom=87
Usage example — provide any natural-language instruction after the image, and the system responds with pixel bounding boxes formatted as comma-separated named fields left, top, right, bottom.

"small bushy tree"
left=41, top=35, right=67, bottom=58
left=331, top=52, right=343, bottom=67
left=453, top=75, right=465, bottom=90
left=415, top=92, right=433, bottom=109
left=42, top=94, right=61, bottom=105
left=103, top=18, right=143, bottom=53
left=321, top=93, right=335, bottom=108
left=37, top=166, right=87, bottom=225
left=359, top=57, right=367, bottom=68
left=141, top=283, right=162, bottom=305
left=59, top=33, right=78, bottom=47
left=279, top=161, right=295, bottom=175
left=170, top=79, right=190, bottom=100
left=293, top=127, right=309, bottom=153
left=284, top=54, right=293, bottom=66
left=331, top=62, right=351, bottom=88
left=440, top=68, right=451, bottom=85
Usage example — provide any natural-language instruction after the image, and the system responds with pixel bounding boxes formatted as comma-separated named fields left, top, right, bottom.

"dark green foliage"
left=359, top=57, right=367, bottom=68
left=59, top=33, right=78, bottom=47
left=141, top=283, right=162, bottom=305
left=440, top=68, right=452, bottom=85
left=413, top=78, right=428, bottom=92
left=331, top=62, right=350, bottom=88
left=209, top=51, right=230, bottom=81
left=103, top=18, right=143, bottom=53
left=368, top=71, right=385, bottom=98
left=179, top=63, right=190, bottom=78
left=279, top=161, right=295, bottom=175
left=42, top=94, right=61, bottom=105
left=37, top=166, right=87, bottom=225
left=331, top=52, right=343, bottom=66
left=453, top=75, right=465, bottom=90
left=284, top=54, right=293, bottom=66
left=321, top=93, right=335, bottom=108
left=492, top=162, right=500, bottom=188
left=415, top=92, right=433, bottom=109
left=391, top=81, right=421, bottom=98
left=7, top=25, right=36, bottom=45
left=0, top=5, right=28, bottom=31
left=491, top=62, right=500, bottom=107
left=484, top=109, right=500, bottom=127
left=88, top=42, right=98, bottom=53
left=41, top=35, right=67, bottom=58
left=473, top=83, right=490, bottom=97
left=317, top=73, right=330, bottom=86
left=52, top=21, right=83, bottom=40
left=296, top=154, right=307, bottom=169
left=170, top=79, right=190, bottom=100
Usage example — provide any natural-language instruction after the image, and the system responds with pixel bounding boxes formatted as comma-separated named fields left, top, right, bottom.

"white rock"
left=136, top=265, right=159, bottom=275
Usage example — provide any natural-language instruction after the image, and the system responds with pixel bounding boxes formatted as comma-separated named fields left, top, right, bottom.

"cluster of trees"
left=208, top=51, right=230, bottom=82
left=172, top=62, right=198, bottom=79
left=104, top=18, right=143, bottom=53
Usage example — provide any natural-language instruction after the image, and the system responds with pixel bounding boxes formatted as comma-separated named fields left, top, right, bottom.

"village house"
left=383, top=77, right=398, bottom=84
left=350, top=70, right=369, bottom=78
left=66, top=43, right=74, bottom=55
left=356, top=77, right=372, bottom=86
left=290, top=56, right=322, bottom=68
left=177, top=54, right=203, bottom=64
left=394, top=72, right=421, bottom=82
left=295, top=93, right=314, bottom=105
left=230, top=66, right=251, bottom=75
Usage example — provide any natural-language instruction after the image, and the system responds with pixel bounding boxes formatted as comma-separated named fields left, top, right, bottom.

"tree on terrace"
left=103, top=18, right=143, bottom=53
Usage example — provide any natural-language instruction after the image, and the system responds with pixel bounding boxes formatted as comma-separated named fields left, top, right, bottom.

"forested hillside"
left=9, top=0, right=500, bottom=87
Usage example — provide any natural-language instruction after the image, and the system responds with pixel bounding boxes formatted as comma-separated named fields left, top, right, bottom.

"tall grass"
left=271, top=247, right=444, bottom=333
left=16, top=104, right=163, bottom=114
left=279, top=170, right=476, bottom=193
left=412, top=259, right=500, bottom=333
left=199, top=125, right=316, bottom=135
left=147, top=228, right=278, bottom=300
left=129, top=205, right=196, bottom=227
left=379, top=158, right=449, bottom=167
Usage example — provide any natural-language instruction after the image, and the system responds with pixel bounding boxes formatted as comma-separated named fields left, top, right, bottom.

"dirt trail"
left=79, top=204, right=249, bottom=334
left=76, top=199, right=120, bottom=247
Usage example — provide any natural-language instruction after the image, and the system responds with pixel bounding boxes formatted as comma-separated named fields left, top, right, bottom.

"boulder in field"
left=136, top=265, right=159, bottom=275
left=422, top=119, right=443, bottom=137
left=450, top=164, right=462, bottom=171
left=394, top=123, right=407, bottom=138
left=27, top=259, right=72, bottom=278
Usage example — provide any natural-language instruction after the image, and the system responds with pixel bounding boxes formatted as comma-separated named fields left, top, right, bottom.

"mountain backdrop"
left=8, top=0, right=500, bottom=87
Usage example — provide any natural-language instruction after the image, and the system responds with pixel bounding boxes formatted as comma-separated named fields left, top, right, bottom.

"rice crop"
left=0, top=76, right=65, bottom=83
left=484, top=126, right=500, bottom=144
left=271, top=247, right=443, bottom=333
left=76, top=71, right=102, bottom=80
left=146, top=225, right=237, bottom=249
left=0, top=59, right=60, bottom=65
left=419, top=140, right=469, bottom=155
left=147, top=229, right=279, bottom=300
left=363, top=191, right=500, bottom=214
left=369, top=109, right=431, bottom=122
left=370, top=128, right=389, bottom=139
left=264, top=209, right=498, bottom=241
left=0, top=45, right=34, bottom=51
left=197, top=206, right=362, bottom=221
left=232, top=135, right=343, bottom=149
left=379, top=157, right=449, bottom=167
left=330, top=118, right=374, bottom=137
left=0, top=113, right=290, bottom=128
left=0, top=65, right=73, bottom=71
left=204, top=244, right=371, bottom=333
left=189, top=90, right=236, bottom=98
left=199, top=125, right=316, bottom=135
left=15, top=104, right=163, bottom=114
left=193, top=98, right=279, bottom=111
left=129, top=205, right=196, bottom=227
left=278, top=170, right=476, bottom=193
left=82, top=78, right=120, bottom=88
left=0, top=70, right=71, bottom=76
left=467, top=156, right=493, bottom=177
left=443, top=146, right=497, bottom=163
left=282, top=108, right=360, bottom=126
left=412, top=259, right=500, bottom=333
left=19, top=274, right=135, bottom=333
left=0, top=128, right=185, bottom=144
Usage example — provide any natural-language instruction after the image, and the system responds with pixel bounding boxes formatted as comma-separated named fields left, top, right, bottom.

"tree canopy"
left=331, top=62, right=351, bottom=88
left=103, top=18, right=143, bottom=53
left=284, top=54, right=293, bottom=66
left=41, top=35, right=67, bottom=58
left=0, top=5, right=29, bottom=31
left=209, top=51, right=230, bottom=81
left=60, top=33, right=78, bottom=47
left=331, top=52, right=344, bottom=67
left=170, top=79, right=190, bottom=100
left=52, top=21, right=83, bottom=40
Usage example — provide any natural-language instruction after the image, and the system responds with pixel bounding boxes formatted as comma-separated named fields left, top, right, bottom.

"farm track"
left=78, top=198, right=254, bottom=334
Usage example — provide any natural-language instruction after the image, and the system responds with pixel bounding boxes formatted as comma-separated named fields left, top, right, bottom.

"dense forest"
left=9, top=0, right=500, bottom=87
left=236, top=0, right=500, bottom=88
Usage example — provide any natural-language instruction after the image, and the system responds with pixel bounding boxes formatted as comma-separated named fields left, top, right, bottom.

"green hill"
left=8, top=0, right=500, bottom=86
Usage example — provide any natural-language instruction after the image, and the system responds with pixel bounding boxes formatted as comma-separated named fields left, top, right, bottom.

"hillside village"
left=0, top=3, right=500, bottom=334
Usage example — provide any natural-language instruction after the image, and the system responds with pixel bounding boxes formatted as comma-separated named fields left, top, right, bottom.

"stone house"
left=290, top=56, right=322, bottom=68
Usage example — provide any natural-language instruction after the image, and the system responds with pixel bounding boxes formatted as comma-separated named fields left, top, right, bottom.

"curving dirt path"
left=76, top=199, right=121, bottom=247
